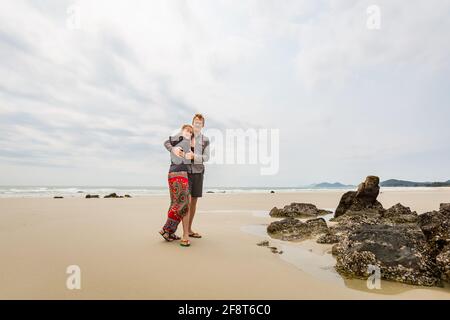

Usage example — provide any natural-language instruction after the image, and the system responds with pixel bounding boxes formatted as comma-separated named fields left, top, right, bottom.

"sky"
left=0, top=0, right=450, bottom=187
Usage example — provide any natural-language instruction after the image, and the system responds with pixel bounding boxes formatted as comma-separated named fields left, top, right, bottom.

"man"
left=164, top=114, right=210, bottom=238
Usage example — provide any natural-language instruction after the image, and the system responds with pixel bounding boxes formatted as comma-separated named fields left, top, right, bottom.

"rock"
left=269, top=246, right=279, bottom=254
left=270, top=190, right=275, bottom=194
left=269, top=203, right=332, bottom=218
left=334, top=176, right=384, bottom=218
left=104, top=193, right=119, bottom=198
left=86, top=194, right=99, bottom=199
left=417, top=211, right=450, bottom=283
left=440, top=203, right=450, bottom=215
left=327, top=202, right=450, bottom=286
left=124, top=194, right=132, bottom=198
left=436, top=245, right=450, bottom=282
left=382, top=203, right=418, bottom=224
left=418, top=210, right=450, bottom=254
left=53, top=196, right=64, bottom=199
left=418, top=211, right=449, bottom=242
left=356, top=175, right=380, bottom=202
left=317, top=231, right=340, bottom=244
left=267, top=217, right=328, bottom=241
left=333, top=224, right=441, bottom=286
left=206, top=191, right=214, bottom=194
left=331, top=203, right=417, bottom=229
left=257, top=240, right=269, bottom=247
left=331, top=210, right=382, bottom=229
left=265, top=175, right=450, bottom=287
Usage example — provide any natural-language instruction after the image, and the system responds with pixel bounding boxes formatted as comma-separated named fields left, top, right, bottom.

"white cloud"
left=0, top=0, right=449, bottom=186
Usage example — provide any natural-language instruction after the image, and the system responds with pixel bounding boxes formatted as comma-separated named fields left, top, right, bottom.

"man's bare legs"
left=180, top=206, right=191, bottom=244
left=188, top=196, right=198, bottom=234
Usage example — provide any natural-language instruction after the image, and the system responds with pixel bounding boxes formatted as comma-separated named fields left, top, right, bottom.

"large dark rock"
left=325, top=205, right=450, bottom=286
left=356, top=175, right=380, bottom=202
left=325, top=204, right=416, bottom=246
left=417, top=210, right=450, bottom=283
left=270, top=203, right=332, bottom=218
left=436, top=245, right=450, bottom=282
left=334, top=176, right=384, bottom=218
left=382, top=203, right=418, bottom=224
left=264, top=176, right=450, bottom=287
left=440, top=203, right=450, bottom=215
left=267, top=217, right=328, bottom=241
left=418, top=210, right=450, bottom=258
left=333, top=224, right=441, bottom=286
left=331, top=203, right=417, bottom=228
left=418, top=211, right=449, bottom=244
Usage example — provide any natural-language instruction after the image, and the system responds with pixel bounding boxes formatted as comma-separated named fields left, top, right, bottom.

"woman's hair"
left=181, top=124, right=194, bottom=136
left=192, top=113, right=205, bottom=126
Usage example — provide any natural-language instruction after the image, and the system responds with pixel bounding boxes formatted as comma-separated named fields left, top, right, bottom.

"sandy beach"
left=0, top=189, right=449, bottom=300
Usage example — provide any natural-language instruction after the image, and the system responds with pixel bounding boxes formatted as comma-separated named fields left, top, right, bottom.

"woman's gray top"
left=168, top=134, right=191, bottom=173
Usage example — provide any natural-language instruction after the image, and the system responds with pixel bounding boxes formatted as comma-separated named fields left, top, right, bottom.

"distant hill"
left=381, top=179, right=450, bottom=187
left=310, top=182, right=355, bottom=189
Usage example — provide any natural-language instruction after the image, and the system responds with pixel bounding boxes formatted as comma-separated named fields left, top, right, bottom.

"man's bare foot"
left=180, top=237, right=191, bottom=247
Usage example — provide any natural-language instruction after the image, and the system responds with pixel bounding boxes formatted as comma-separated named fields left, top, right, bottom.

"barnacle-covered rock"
left=334, top=176, right=384, bottom=218
left=270, top=203, right=332, bottom=218
left=333, top=224, right=441, bottom=286
left=267, top=217, right=328, bottom=241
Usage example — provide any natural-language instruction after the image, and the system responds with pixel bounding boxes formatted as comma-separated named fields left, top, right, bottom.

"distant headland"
left=380, top=179, right=450, bottom=187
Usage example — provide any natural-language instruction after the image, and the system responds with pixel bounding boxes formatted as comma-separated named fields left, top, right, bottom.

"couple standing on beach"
left=159, top=114, right=210, bottom=247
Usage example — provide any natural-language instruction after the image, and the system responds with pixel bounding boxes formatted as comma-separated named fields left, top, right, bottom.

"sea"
left=0, top=186, right=360, bottom=198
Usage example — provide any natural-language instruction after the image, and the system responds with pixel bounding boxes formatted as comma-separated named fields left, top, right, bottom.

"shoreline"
left=2, top=186, right=450, bottom=199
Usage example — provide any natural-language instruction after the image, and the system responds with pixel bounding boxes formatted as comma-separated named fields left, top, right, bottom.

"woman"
left=159, top=124, right=194, bottom=247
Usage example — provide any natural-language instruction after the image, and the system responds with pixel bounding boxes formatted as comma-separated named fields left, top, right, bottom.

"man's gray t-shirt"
left=190, top=133, right=210, bottom=174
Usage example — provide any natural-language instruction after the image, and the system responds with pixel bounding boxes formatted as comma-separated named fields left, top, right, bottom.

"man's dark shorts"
left=188, top=173, right=204, bottom=198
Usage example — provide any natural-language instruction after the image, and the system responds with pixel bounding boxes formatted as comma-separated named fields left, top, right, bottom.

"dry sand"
left=0, top=189, right=449, bottom=299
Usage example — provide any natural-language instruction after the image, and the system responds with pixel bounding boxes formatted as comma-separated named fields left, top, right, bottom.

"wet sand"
left=0, top=189, right=449, bottom=299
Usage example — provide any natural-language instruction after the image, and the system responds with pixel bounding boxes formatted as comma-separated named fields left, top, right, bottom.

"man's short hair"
left=192, top=113, right=205, bottom=126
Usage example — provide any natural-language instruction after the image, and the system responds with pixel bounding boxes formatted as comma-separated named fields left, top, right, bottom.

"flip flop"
left=180, top=239, right=191, bottom=247
left=189, top=232, right=202, bottom=238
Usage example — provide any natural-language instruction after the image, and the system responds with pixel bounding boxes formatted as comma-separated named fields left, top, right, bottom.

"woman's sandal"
left=189, top=232, right=202, bottom=238
left=169, top=234, right=181, bottom=241
left=159, top=230, right=174, bottom=242
left=180, top=239, right=191, bottom=247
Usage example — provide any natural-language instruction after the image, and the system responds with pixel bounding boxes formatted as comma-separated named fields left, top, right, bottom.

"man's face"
left=192, top=119, right=204, bottom=133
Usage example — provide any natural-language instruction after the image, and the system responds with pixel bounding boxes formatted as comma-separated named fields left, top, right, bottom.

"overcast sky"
left=1, top=0, right=449, bottom=187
